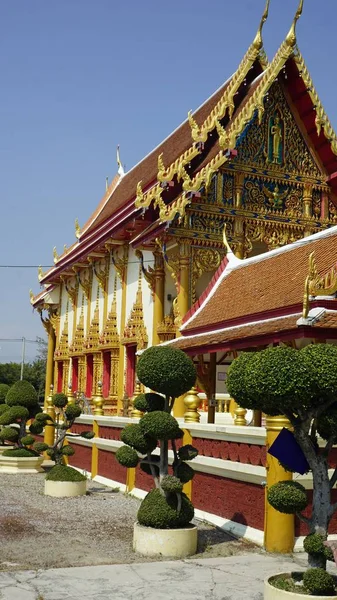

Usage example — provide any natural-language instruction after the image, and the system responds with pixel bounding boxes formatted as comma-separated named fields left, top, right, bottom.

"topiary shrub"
left=267, top=481, right=308, bottom=514
left=0, top=384, right=10, bottom=403
left=137, top=488, right=194, bottom=529
left=0, top=380, right=42, bottom=453
left=303, top=568, right=335, bottom=596
left=303, top=533, right=334, bottom=562
left=39, top=392, right=93, bottom=475
left=228, top=343, right=337, bottom=576
left=2, top=448, right=38, bottom=457
left=116, top=345, right=198, bottom=529
left=45, top=464, right=86, bottom=482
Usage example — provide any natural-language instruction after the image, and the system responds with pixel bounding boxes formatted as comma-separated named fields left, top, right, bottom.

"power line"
left=0, top=259, right=157, bottom=269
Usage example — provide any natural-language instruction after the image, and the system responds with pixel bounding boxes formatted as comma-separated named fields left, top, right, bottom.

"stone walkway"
left=0, top=553, right=312, bottom=600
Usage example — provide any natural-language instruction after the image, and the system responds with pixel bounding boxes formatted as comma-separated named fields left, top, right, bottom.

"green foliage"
left=33, top=442, right=49, bottom=453
left=121, top=424, right=157, bottom=454
left=140, top=455, right=160, bottom=476
left=62, top=445, right=75, bottom=456
left=161, top=475, right=183, bottom=493
left=35, top=413, right=53, bottom=423
left=140, top=411, right=180, bottom=441
left=0, top=384, right=10, bottom=402
left=52, top=393, right=68, bottom=408
left=0, top=406, right=30, bottom=425
left=177, top=462, right=195, bottom=484
left=301, top=344, right=337, bottom=403
left=178, top=445, right=198, bottom=461
left=267, top=481, right=308, bottom=514
left=134, top=392, right=166, bottom=413
left=303, top=568, right=335, bottom=596
left=317, top=402, right=337, bottom=443
left=80, top=431, right=95, bottom=439
left=21, top=435, right=35, bottom=446
left=136, top=346, right=196, bottom=399
left=0, top=404, right=10, bottom=416
left=45, top=465, right=87, bottom=482
left=6, top=380, right=38, bottom=408
left=0, top=354, right=46, bottom=403
left=303, top=533, right=334, bottom=562
left=137, top=488, right=194, bottom=528
left=227, top=353, right=258, bottom=409
left=115, top=445, right=139, bottom=468
left=133, top=394, right=148, bottom=412
left=64, top=404, right=82, bottom=420
left=0, top=426, right=19, bottom=443
left=2, top=448, right=38, bottom=457
left=29, top=421, right=44, bottom=435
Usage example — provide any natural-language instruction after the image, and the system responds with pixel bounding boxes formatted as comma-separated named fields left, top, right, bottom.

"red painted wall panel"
left=98, top=449, right=127, bottom=484
left=68, top=443, right=91, bottom=472
left=192, top=471, right=265, bottom=530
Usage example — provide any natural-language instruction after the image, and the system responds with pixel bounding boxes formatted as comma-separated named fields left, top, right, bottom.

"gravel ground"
left=0, top=472, right=259, bottom=571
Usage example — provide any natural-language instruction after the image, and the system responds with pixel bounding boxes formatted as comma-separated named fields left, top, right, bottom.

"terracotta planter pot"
left=44, top=479, right=87, bottom=497
left=264, top=573, right=337, bottom=599
left=133, top=522, right=198, bottom=558
left=0, top=455, right=44, bottom=473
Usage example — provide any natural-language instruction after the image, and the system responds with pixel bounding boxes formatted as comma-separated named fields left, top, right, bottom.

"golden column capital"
left=265, top=415, right=292, bottom=432
left=183, top=387, right=202, bottom=423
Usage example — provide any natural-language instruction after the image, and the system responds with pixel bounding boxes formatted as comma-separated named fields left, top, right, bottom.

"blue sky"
left=0, top=0, right=336, bottom=362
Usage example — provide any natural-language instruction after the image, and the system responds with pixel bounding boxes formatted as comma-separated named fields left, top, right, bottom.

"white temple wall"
left=125, top=248, right=140, bottom=325
left=140, top=249, right=154, bottom=346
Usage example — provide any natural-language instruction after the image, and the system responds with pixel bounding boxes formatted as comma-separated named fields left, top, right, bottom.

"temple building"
left=31, top=0, right=337, bottom=419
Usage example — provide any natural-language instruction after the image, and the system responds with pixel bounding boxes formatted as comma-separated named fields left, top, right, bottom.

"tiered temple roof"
left=166, top=226, right=337, bottom=354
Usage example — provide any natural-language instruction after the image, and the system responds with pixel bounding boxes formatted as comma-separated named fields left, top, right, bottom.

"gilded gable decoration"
left=69, top=302, right=85, bottom=356
left=135, top=249, right=155, bottom=297
left=83, top=292, right=100, bottom=353
left=157, top=314, right=176, bottom=343
left=304, top=251, right=337, bottom=299
left=122, top=265, right=148, bottom=350
left=191, top=248, right=223, bottom=304
left=111, top=245, right=128, bottom=283
left=61, top=276, right=78, bottom=309
left=76, top=267, right=92, bottom=300
left=92, top=255, right=109, bottom=293
left=99, top=277, right=120, bottom=349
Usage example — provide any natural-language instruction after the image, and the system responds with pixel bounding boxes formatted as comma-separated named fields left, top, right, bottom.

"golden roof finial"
left=29, top=289, right=34, bottom=304
left=117, top=145, right=125, bottom=177
left=53, top=247, right=59, bottom=264
left=158, top=153, right=166, bottom=179
left=106, top=176, right=109, bottom=191
left=286, top=0, right=304, bottom=48
left=75, top=218, right=81, bottom=240
left=252, top=0, right=270, bottom=51
left=38, top=265, right=44, bottom=282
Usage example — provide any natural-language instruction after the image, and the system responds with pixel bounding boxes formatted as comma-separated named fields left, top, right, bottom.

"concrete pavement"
left=0, top=553, right=311, bottom=600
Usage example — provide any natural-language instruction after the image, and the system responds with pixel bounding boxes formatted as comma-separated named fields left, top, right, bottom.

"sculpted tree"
left=116, top=346, right=198, bottom=529
left=227, top=344, right=337, bottom=594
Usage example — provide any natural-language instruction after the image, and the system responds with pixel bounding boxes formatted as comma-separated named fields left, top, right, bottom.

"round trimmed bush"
left=52, top=393, right=68, bottom=408
left=0, top=426, right=19, bottom=443
left=115, top=445, right=139, bottom=468
left=62, top=445, right=75, bottom=456
left=29, top=421, right=44, bottom=435
left=227, top=352, right=257, bottom=409
left=177, top=462, right=195, bottom=484
left=35, top=413, right=53, bottom=423
left=33, top=442, right=49, bottom=453
left=65, top=404, right=81, bottom=420
left=301, top=343, right=337, bottom=404
left=303, top=568, right=335, bottom=596
left=267, top=481, right=308, bottom=514
left=161, top=475, right=183, bottom=493
left=21, top=435, right=35, bottom=446
left=6, top=380, right=38, bottom=408
left=136, top=346, right=196, bottom=399
left=0, top=384, right=10, bottom=402
left=0, top=406, right=30, bottom=425
left=134, top=393, right=166, bottom=413
left=0, top=404, right=10, bottom=416
left=2, top=448, right=37, bottom=457
left=303, top=533, right=334, bottom=561
left=178, top=445, right=198, bottom=461
left=317, top=402, right=337, bottom=443
left=45, top=465, right=86, bottom=482
left=121, top=424, right=157, bottom=454
left=139, top=411, right=180, bottom=441
left=137, top=488, right=194, bottom=528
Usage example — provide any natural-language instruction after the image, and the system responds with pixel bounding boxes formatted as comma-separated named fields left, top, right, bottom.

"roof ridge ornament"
left=252, top=0, right=271, bottom=52
left=117, top=145, right=125, bottom=178
left=286, top=0, right=304, bottom=48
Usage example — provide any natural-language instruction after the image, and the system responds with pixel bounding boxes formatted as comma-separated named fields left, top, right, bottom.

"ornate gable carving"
left=69, top=307, right=85, bottom=356
left=234, top=80, right=322, bottom=178
left=83, top=298, right=100, bottom=353
left=55, top=317, right=69, bottom=361
left=99, top=277, right=120, bottom=349
left=122, top=267, right=148, bottom=350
